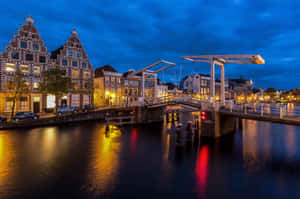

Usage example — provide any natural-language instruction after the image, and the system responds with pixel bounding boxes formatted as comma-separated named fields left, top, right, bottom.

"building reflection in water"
left=242, top=119, right=272, bottom=171
left=195, top=145, right=209, bottom=198
left=0, top=132, right=14, bottom=189
left=285, top=125, right=296, bottom=159
left=88, top=124, right=121, bottom=195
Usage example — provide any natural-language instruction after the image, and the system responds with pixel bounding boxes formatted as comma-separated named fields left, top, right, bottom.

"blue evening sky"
left=0, top=0, right=299, bottom=90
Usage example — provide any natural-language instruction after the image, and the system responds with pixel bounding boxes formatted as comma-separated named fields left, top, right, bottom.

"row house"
left=94, top=65, right=155, bottom=106
left=179, top=73, right=229, bottom=100
left=0, top=15, right=93, bottom=114
left=50, top=29, right=93, bottom=108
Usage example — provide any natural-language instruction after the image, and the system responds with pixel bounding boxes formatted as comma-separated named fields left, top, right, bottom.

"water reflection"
left=0, top=133, right=14, bottom=187
left=195, top=145, right=209, bottom=198
left=88, top=124, right=121, bottom=195
left=242, top=119, right=272, bottom=171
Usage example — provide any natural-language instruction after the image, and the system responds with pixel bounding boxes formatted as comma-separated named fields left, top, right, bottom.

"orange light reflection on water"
left=88, top=124, right=121, bottom=194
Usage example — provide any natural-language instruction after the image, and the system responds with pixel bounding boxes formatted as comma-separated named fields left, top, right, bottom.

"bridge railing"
left=222, top=102, right=300, bottom=120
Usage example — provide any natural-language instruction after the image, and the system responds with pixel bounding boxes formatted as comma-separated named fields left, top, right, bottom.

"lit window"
left=73, top=82, right=79, bottom=89
left=82, top=62, right=87, bottom=68
left=32, top=43, right=39, bottom=51
left=33, top=82, right=39, bottom=89
left=72, top=70, right=79, bottom=78
left=72, top=61, right=78, bottom=67
left=84, top=72, right=90, bottom=78
left=34, top=66, right=40, bottom=73
left=62, top=59, right=68, bottom=66
left=21, top=65, right=29, bottom=72
left=68, top=50, right=73, bottom=57
left=47, top=95, right=56, bottom=108
left=76, top=52, right=81, bottom=58
left=20, top=41, right=27, bottom=49
left=6, top=63, right=15, bottom=72
left=11, top=52, right=19, bottom=59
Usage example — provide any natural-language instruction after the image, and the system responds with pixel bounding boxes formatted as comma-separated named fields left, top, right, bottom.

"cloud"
left=0, top=0, right=299, bottom=89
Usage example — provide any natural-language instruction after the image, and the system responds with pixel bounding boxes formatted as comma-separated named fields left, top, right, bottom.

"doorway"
left=33, top=102, right=40, bottom=113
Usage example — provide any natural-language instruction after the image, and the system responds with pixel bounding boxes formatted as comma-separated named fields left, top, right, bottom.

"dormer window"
left=32, top=43, right=39, bottom=51
left=20, top=41, right=27, bottom=49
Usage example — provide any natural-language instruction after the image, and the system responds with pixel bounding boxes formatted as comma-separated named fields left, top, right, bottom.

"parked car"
left=0, top=116, right=7, bottom=122
left=83, top=104, right=98, bottom=112
left=57, top=106, right=78, bottom=116
left=13, top=112, right=39, bottom=122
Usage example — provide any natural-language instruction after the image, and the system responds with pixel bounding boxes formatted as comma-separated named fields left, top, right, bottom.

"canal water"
left=0, top=112, right=300, bottom=198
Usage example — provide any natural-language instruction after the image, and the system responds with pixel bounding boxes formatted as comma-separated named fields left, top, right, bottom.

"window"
left=62, top=59, right=68, bottom=66
left=47, top=95, right=56, bottom=108
left=32, top=43, right=39, bottom=51
left=68, top=50, right=73, bottom=57
left=61, top=69, right=67, bottom=76
left=124, top=80, right=128, bottom=86
left=76, top=51, right=81, bottom=58
left=105, top=76, right=110, bottom=84
left=117, top=78, right=121, bottom=84
left=72, top=61, right=78, bottom=67
left=32, top=34, right=37, bottom=39
left=4, top=97, right=13, bottom=112
left=73, top=82, right=79, bottom=89
left=34, top=66, right=40, bottom=73
left=33, top=82, right=39, bottom=89
left=19, top=97, right=29, bottom=111
left=84, top=72, right=90, bottom=79
left=72, top=70, right=79, bottom=78
left=21, top=65, right=29, bottom=72
left=82, top=62, right=87, bottom=68
left=25, top=54, right=33, bottom=61
left=11, top=51, right=19, bottom=59
left=20, top=41, right=27, bottom=49
left=6, top=63, right=15, bottom=72
left=39, top=56, right=46, bottom=63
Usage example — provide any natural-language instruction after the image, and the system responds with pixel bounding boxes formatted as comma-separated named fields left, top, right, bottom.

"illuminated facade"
left=0, top=15, right=52, bottom=113
left=94, top=65, right=122, bottom=106
left=50, top=28, right=93, bottom=108
left=0, top=16, right=93, bottom=114
left=228, top=77, right=253, bottom=102
left=179, top=73, right=229, bottom=100
left=94, top=65, right=156, bottom=106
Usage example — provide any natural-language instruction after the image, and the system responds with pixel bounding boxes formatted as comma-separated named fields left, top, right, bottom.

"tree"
left=40, top=68, right=72, bottom=110
left=265, top=87, right=276, bottom=93
left=6, top=68, right=29, bottom=119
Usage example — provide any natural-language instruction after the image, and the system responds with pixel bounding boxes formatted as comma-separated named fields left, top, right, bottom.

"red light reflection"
left=130, top=128, right=138, bottom=153
left=195, top=146, right=209, bottom=198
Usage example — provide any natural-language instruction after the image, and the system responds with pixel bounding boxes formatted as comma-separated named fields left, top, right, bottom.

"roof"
left=50, top=45, right=64, bottom=59
left=95, top=65, right=118, bottom=77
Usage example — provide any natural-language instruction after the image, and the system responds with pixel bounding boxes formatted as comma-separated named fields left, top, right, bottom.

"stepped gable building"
left=0, top=15, right=52, bottom=113
left=50, top=28, right=94, bottom=108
